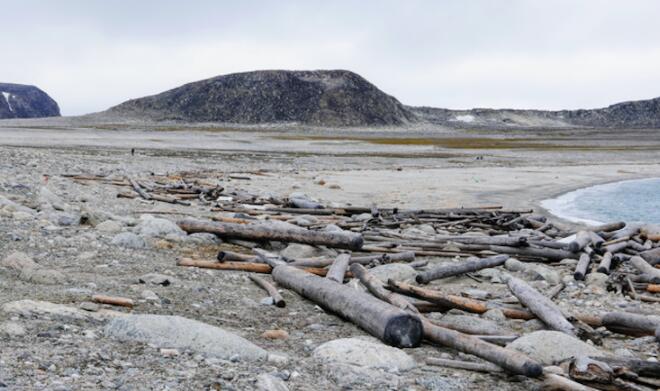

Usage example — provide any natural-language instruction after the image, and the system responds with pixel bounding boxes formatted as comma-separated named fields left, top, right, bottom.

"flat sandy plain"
left=0, top=120, right=659, bottom=390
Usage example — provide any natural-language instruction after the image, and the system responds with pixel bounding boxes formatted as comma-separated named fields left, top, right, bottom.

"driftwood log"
left=92, top=295, right=134, bottom=308
left=541, top=373, right=598, bottom=391
left=601, top=311, right=660, bottom=337
left=351, top=265, right=542, bottom=377
left=271, top=264, right=423, bottom=348
left=596, top=252, right=613, bottom=274
left=506, top=275, right=575, bottom=335
left=426, top=357, right=503, bottom=373
left=415, top=254, right=508, bottom=284
left=177, top=258, right=337, bottom=277
left=326, top=253, right=351, bottom=283
left=178, top=218, right=363, bottom=250
left=290, top=251, right=415, bottom=268
left=574, top=253, right=592, bottom=281
left=248, top=275, right=285, bottom=307
left=567, top=231, right=592, bottom=252
left=630, top=256, right=660, bottom=279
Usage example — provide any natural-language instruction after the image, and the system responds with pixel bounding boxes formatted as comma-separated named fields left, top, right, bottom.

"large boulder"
left=0, top=83, right=60, bottom=119
left=105, top=314, right=268, bottom=361
left=136, top=215, right=186, bottom=238
left=507, top=330, right=604, bottom=365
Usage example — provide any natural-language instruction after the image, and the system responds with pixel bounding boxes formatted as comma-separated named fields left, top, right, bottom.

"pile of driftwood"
left=67, top=171, right=660, bottom=390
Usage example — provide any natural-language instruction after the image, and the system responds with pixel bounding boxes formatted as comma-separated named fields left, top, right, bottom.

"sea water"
left=541, top=177, right=660, bottom=225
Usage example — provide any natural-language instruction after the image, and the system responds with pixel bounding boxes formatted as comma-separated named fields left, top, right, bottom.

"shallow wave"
left=541, top=177, right=660, bottom=226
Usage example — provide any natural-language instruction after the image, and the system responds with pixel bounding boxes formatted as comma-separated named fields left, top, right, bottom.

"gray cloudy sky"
left=2, top=0, right=660, bottom=115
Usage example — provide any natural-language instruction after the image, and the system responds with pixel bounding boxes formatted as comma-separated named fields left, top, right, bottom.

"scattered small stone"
left=261, top=329, right=289, bottom=340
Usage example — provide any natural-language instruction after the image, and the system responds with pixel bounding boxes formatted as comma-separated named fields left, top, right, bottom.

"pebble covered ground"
left=0, top=138, right=658, bottom=390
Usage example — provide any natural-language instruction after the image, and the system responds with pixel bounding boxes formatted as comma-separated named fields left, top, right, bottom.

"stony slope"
left=410, top=96, right=660, bottom=129
left=0, top=83, right=60, bottom=119
left=108, top=70, right=415, bottom=126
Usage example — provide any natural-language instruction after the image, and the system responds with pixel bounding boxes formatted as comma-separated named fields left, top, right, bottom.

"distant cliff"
left=0, top=83, right=60, bottom=119
left=108, top=70, right=415, bottom=126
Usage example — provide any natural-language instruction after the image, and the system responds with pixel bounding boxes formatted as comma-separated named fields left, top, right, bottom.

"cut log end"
left=383, top=314, right=424, bottom=348
left=522, top=361, right=544, bottom=378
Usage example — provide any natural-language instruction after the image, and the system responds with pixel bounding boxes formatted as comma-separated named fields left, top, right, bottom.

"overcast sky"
left=2, top=1, right=660, bottom=115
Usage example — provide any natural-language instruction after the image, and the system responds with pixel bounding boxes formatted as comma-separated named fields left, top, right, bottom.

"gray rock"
left=280, top=243, right=320, bottom=260
left=504, top=258, right=526, bottom=272
left=0, top=194, right=34, bottom=214
left=105, top=314, right=268, bottom=361
left=185, top=233, right=221, bottom=245
left=2, top=300, right=115, bottom=321
left=524, top=264, right=561, bottom=285
left=19, top=267, right=66, bottom=285
left=111, top=232, right=146, bottom=249
left=507, top=330, right=603, bottom=365
left=585, top=272, right=609, bottom=288
left=1, top=252, right=37, bottom=272
left=38, top=187, right=68, bottom=211
left=482, top=309, right=507, bottom=322
left=140, top=290, right=159, bottom=301
left=136, top=215, right=186, bottom=238
left=96, top=220, right=123, bottom=233
left=313, top=337, right=415, bottom=371
left=369, top=263, right=417, bottom=282
left=255, top=374, right=289, bottom=391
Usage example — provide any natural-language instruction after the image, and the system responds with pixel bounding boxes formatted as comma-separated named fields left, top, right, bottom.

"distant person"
left=131, top=148, right=135, bottom=156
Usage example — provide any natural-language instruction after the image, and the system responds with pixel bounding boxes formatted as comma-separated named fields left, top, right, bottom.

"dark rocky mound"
left=108, top=70, right=415, bottom=126
left=0, top=83, right=60, bottom=119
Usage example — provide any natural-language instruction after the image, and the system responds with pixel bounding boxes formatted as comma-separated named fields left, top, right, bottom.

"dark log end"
left=567, top=242, right=579, bottom=253
left=348, top=235, right=364, bottom=251
left=275, top=300, right=286, bottom=308
left=217, top=251, right=226, bottom=262
left=574, top=271, right=585, bottom=281
left=383, top=314, right=424, bottom=348
left=596, top=266, right=608, bottom=274
left=522, top=361, right=544, bottom=378
left=415, top=274, right=427, bottom=284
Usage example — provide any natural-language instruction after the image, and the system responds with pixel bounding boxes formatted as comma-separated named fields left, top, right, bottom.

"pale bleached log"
left=630, top=256, right=660, bottom=279
left=596, top=252, right=613, bottom=274
left=567, top=231, right=592, bottom=253
left=506, top=275, right=575, bottom=336
left=426, top=357, right=503, bottom=373
left=326, top=253, right=351, bottom=283
left=574, top=253, right=592, bottom=281
left=415, top=254, right=508, bottom=284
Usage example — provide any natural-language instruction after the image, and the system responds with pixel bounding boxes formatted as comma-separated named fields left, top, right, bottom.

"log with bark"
left=271, top=264, right=423, bottom=348
left=415, top=254, right=508, bottom=284
left=505, top=275, right=575, bottom=335
left=178, top=218, right=363, bottom=250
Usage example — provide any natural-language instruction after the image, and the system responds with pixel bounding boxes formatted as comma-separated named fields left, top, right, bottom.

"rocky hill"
left=0, top=83, right=60, bottom=119
left=410, top=96, right=660, bottom=129
left=108, top=70, right=415, bottom=126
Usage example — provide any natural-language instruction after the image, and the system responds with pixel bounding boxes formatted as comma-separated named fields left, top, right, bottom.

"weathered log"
left=288, top=197, right=324, bottom=209
left=127, top=176, right=151, bottom=200
left=596, top=252, right=614, bottom=274
left=568, top=356, right=613, bottom=387
left=387, top=280, right=534, bottom=320
left=640, top=247, right=660, bottom=266
left=591, top=356, right=660, bottom=378
left=426, top=357, right=503, bottom=373
left=352, top=266, right=541, bottom=377
left=630, top=256, right=660, bottom=279
left=587, top=232, right=605, bottom=249
left=603, top=241, right=628, bottom=254
left=567, top=231, right=592, bottom=253
left=249, top=275, right=285, bottom=307
left=610, top=225, right=641, bottom=240
left=271, top=264, right=423, bottom=348
left=178, top=218, right=363, bottom=250
left=574, top=253, right=592, bottom=281
left=656, top=325, right=660, bottom=343
left=290, top=251, right=415, bottom=268
left=506, top=275, right=575, bottom=335
left=415, top=254, right=508, bottom=284
left=590, top=221, right=626, bottom=233
left=601, top=311, right=660, bottom=337
left=541, top=373, right=598, bottom=391
left=92, top=295, right=134, bottom=308
left=457, top=244, right=577, bottom=262
left=177, top=258, right=335, bottom=277
left=326, top=254, right=351, bottom=283
left=627, top=240, right=648, bottom=252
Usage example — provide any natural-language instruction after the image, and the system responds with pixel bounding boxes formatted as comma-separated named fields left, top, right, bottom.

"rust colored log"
left=249, top=275, right=285, bottom=308
left=506, top=275, right=575, bottom=336
left=178, top=218, right=363, bottom=250
left=271, top=264, right=423, bottom=348
left=415, top=254, right=508, bottom=284
left=92, top=295, right=134, bottom=308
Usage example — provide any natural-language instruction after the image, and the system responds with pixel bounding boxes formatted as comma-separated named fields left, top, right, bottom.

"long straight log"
left=178, top=218, right=363, bottom=250
left=574, top=253, right=591, bottom=281
left=127, top=176, right=151, bottom=200
left=640, top=247, right=660, bottom=266
left=426, top=357, right=503, bottom=373
left=217, top=250, right=256, bottom=262
left=177, top=258, right=335, bottom=277
left=415, top=254, right=508, bottom=284
left=351, top=265, right=541, bottom=377
left=289, top=251, right=415, bottom=268
left=249, top=275, right=285, bottom=308
left=601, top=311, right=660, bottom=337
left=506, top=276, right=575, bottom=336
left=630, top=256, right=660, bottom=279
left=387, top=280, right=534, bottom=320
left=590, top=221, right=626, bottom=233
left=326, top=254, right=351, bottom=283
left=457, top=244, right=577, bottom=262
left=271, top=264, right=423, bottom=348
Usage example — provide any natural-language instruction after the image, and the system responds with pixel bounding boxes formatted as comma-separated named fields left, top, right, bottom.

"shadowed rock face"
left=0, top=83, right=60, bottom=119
left=108, top=70, right=416, bottom=126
